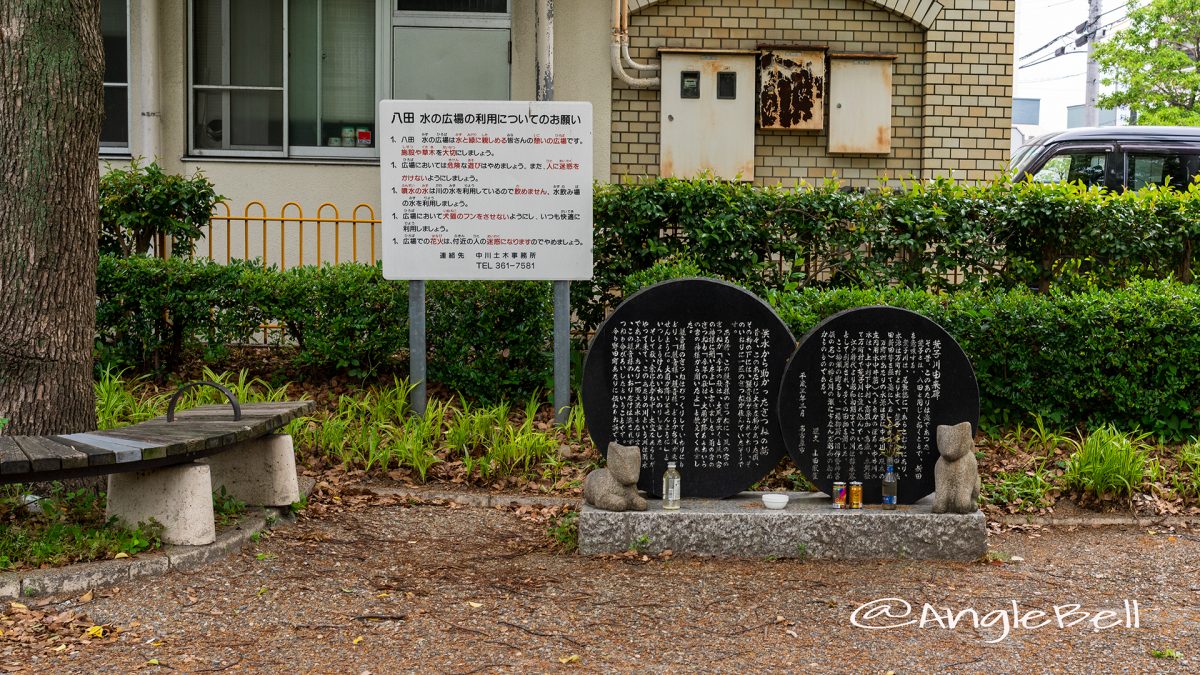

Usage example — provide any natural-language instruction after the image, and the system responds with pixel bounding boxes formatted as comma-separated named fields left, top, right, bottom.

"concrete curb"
left=0, top=476, right=316, bottom=601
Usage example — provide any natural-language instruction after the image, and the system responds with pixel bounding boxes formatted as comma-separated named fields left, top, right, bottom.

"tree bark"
left=0, top=1, right=102, bottom=434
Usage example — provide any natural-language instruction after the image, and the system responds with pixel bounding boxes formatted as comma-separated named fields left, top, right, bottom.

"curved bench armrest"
left=167, top=381, right=242, bottom=422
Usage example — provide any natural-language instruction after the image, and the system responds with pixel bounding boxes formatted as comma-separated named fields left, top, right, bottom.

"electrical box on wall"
left=828, top=54, right=896, bottom=155
left=757, top=47, right=826, bottom=130
left=659, top=49, right=756, bottom=181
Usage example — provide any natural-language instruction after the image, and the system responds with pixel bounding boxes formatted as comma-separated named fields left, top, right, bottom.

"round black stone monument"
left=777, top=306, right=979, bottom=504
left=582, top=278, right=795, bottom=499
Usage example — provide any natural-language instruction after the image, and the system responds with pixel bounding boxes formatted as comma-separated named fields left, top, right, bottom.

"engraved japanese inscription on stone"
left=582, top=279, right=795, bottom=499
left=777, top=307, right=979, bottom=504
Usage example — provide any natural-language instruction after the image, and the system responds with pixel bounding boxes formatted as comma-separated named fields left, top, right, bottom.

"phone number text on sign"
left=379, top=100, right=594, bottom=281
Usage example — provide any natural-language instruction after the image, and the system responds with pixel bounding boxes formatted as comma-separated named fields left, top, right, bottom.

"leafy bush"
left=427, top=280, right=553, bottom=402
left=624, top=260, right=1200, bottom=439
left=580, top=176, right=1200, bottom=336
left=96, top=254, right=266, bottom=373
left=96, top=258, right=552, bottom=400
left=270, top=263, right=409, bottom=378
left=1063, top=425, right=1152, bottom=498
left=99, top=160, right=223, bottom=257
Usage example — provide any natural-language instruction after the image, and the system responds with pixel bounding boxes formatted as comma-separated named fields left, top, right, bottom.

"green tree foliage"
left=1095, top=0, right=1200, bottom=126
left=99, top=160, right=224, bottom=257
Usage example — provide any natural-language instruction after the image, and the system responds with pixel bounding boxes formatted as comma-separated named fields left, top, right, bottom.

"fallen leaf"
left=79, top=591, right=94, bottom=603
left=146, top=658, right=161, bottom=666
left=114, top=552, right=129, bottom=559
left=558, top=654, right=580, bottom=664
left=9, top=602, right=28, bottom=612
left=467, top=602, right=483, bottom=608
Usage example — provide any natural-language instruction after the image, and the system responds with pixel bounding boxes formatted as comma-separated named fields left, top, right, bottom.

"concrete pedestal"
left=107, top=464, right=216, bottom=546
left=202, top=434, right=300, bottom=507
left=578, top=491, right=987, bottom=560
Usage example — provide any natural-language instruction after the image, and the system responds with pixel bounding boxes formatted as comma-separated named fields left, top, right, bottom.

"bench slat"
left=0, top=402, right=314, bottom=481
left=50, top=436, right=118, bottom=467
left=0, top=438, right=31, bottom=475
left=59, top=433, right=153, bottom=463
left=14, top=437, right=88, bottom=472
left=94, top=425, right=213, bottom=455
left=131, top=420, right=263, bottom=453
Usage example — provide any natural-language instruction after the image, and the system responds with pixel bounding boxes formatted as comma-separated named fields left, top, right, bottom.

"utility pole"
left=1084, top=0, right=1101, bottom=126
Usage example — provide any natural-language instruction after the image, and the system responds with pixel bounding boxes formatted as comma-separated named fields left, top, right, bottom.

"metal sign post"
left=379, top=100, right=594, bottom=415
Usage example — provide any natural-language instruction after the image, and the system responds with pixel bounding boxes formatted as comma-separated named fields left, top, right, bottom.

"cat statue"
left=583, top=442, right=648, bottom=512
left=932, top=421, right=981, bottom=514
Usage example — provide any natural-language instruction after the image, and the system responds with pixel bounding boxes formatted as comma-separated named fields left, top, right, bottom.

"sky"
left=1013, top=0, right=1139, bottom=135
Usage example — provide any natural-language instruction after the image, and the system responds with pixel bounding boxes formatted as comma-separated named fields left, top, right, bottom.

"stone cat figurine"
left=583, top=442, right=648, bottom=512
left=932, top=421, right=981, bottom=514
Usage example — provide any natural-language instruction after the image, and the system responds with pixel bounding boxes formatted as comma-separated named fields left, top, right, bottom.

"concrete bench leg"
left=107, top=464, right=216, bottom=546
left=202, top=434, right=300, bottom=507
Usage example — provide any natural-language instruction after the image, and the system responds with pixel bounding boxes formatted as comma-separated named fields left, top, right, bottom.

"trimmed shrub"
left=270, top=263, right=409, bottom=378
left=427, top=280, right=552, bottom=403
left=95, top=255, right=265, bottom=373
left=581, top=177, right=1200, bottom=336
left=624, top=260, right=1200, bottom=439
left=99, top=160, right=223, bottom=257
left=95, top=257, right=552, bottom=401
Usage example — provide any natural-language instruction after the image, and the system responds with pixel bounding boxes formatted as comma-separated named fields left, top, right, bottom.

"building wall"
left=614, top=0, right=1015, bottom=186
left=115, top=0, right=613, bottom=217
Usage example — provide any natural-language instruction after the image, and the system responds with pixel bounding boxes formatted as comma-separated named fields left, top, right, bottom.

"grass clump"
left=546, top=509, right=579, bottom=553
left=0, top=484, right=162, bottom=570
left=288, top=380, right=569, bottom=486
left=1063, top=425, right=1151, bottom=499
left=982, top=468, right=1055, bottom=510
left=212, top=486, right=247, bottom=527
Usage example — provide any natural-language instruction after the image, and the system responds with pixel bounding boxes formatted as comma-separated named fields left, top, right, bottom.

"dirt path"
left=4, top=495, right=1198, bottom=674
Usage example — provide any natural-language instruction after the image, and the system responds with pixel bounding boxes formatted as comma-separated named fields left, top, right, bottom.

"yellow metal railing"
left=193, top=200, right=381, bottom=269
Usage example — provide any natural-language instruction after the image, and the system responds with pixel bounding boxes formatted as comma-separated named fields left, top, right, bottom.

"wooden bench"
left=0, top=384, right=315, bottom=546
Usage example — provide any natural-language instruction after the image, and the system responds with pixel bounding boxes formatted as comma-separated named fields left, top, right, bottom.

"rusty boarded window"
left=758, top=49, right=825, bottom=130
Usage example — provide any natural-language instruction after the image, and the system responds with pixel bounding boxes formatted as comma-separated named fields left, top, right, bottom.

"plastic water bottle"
left=882, top=462, right=898, bottom=510
left=662, top=461, right=681, bottom=510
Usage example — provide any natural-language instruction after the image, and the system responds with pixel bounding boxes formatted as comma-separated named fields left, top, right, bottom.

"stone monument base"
left=578, top=492, right=986, bottom=561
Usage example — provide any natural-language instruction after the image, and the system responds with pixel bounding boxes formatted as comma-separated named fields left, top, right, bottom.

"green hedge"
left=96, top=256, right=266, bottom=373
left=625, top=262, right=1200, bottom=439
left=96, top=256, right=551, bottom=402
left=579, top=177, right=1200, bottom=335
left=770, top=281, right=1200, bottom=439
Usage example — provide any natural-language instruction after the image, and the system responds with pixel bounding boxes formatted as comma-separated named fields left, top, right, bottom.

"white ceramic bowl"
left=762, top=494, right=789, bottom=510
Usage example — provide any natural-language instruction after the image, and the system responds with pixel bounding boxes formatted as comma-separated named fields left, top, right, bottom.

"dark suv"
left=1010, top=126, right=1200, bottom=190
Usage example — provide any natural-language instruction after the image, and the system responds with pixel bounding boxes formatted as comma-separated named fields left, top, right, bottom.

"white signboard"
left=379, top=100, right=593, bottom=280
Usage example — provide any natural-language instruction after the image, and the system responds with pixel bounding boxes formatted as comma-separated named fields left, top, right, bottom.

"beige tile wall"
left=614, top=0, right=1015, bottom=186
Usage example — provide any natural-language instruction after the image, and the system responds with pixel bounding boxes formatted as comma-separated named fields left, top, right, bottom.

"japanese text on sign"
left=379, top=100, right=593, bottom=280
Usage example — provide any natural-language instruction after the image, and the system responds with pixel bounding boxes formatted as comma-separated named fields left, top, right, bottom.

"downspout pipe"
left=536, top=0, right=554, bottom=101
left=619, top=0, right=657, bottom=71
left=611, top=0, right=659, bottom=88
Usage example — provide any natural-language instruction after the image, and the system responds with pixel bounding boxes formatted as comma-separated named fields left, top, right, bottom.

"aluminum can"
left=849, top=481, right=863, bottom=509
left=832, top=481, right=847, bottom=509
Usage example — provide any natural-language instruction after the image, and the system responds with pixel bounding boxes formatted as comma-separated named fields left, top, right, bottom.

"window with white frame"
left=189, top=0, right=378, bottom=157
left=101, top=0, right=129, bottom=152
left=391, top=0, right=511, bottom=101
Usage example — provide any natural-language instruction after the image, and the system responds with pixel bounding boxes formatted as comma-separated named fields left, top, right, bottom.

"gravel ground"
left=3, top=494, right=1198, bottom=674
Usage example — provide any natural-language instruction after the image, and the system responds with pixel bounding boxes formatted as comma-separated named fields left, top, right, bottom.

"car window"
left=1031, top=151, right=1107, bottom=186
left=1127, top=152, right=1197, bottom=190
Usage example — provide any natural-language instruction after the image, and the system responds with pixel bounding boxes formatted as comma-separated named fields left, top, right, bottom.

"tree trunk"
left=0, top=1, right=102, bottom=435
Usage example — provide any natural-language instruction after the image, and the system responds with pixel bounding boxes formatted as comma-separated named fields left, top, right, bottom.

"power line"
left=1017, top=0, right=1135, bottom=63
left=1020, top=49, right=1087, bottom=69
